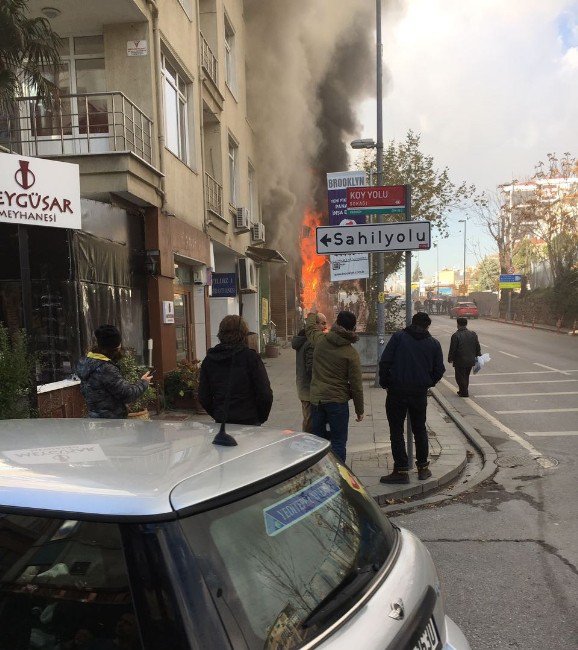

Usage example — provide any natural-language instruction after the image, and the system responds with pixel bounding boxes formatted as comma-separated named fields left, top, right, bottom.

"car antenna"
left=212, top=309, right=244, bottom=447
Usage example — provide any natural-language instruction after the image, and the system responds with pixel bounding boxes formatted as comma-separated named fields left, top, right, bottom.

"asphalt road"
left=390, top=317, right=578, bottom=650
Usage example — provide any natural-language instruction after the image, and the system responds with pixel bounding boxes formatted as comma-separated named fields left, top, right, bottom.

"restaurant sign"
left=0, top=152, right=81, bottom=229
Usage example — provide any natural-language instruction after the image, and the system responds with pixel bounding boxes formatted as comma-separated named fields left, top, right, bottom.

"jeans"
left=312, top=402, right=349, bottom=463
left=454, top=366, right=473, bottom=396
left=385, top=390, right=429, bottom=470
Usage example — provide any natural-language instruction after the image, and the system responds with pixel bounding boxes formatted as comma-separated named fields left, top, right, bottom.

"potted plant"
left=263, top=322, right=280, bottom=358
left=0, top=325, right=36, bottom=419
left=117, top=350, right=158, bottom=419
left=164, top=359, right=205, bottom=412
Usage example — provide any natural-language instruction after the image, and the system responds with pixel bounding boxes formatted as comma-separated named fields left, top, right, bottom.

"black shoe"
left=417, top=467, right=432, bottom=480
left=457, top=391, right=469, bottom=397
left=380, top=470, right=410, bottom=485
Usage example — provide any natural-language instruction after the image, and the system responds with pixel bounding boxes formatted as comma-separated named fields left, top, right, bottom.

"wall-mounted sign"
left=211, top=272, right=237, bottom=297
left=327, top=171, right=367, bottom=226
left=162, top=300, right=175, bottom=324
left=0, top=152, right=81, bottom=229
left=127, top=40, right=148, bottom=56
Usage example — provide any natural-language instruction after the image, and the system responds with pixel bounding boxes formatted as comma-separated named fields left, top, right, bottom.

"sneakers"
left=417, top=467, right=432, bottom=480
left=380, top=470, right=410, bottom=485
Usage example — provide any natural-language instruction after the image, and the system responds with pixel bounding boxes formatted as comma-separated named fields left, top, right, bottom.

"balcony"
left=205, top=172, right=223, bottom=218
left=200, top=33, right=218, bottom=88
left=2, top=92, right=162, bottom=206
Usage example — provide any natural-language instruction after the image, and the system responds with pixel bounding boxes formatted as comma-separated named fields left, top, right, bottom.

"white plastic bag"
left=473, top=353, right=491, bottom=374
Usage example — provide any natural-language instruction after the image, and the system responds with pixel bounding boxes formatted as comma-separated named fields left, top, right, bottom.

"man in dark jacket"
left=448, top=317, right=481, bottom=397
left=291, top=313, right=327, bottom=432
left=77, top=325, right=152, bottom=418
left=305, top=310, right=364, bottom=463
left=199, top=315, right=273, bottom=425
left=379, top=312, right=445, bottom=484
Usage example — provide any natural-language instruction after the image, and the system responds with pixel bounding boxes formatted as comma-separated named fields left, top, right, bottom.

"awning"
left=245, top=246, right=288, bottom=264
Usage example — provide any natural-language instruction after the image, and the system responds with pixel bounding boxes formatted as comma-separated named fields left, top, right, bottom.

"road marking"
left=477, top=391, right=578, bottom=398
left=525, top=431, right=578, bottom=437
left=440, top=377, right=548, bottom=462
left=496, top=408, right=578, bottom=414
left=534, top=363, right=571, bottom=376
left=472, top=379, right=578, bottom=386
left=499, top=350, right=520, bottom=358
left=476, top=370, right=578, bottom=377
left=480, top=343, right=490, bottom=348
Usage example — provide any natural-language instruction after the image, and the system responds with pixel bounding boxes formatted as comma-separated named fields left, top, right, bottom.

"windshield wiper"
left=301, top=563, right=380, bottom=629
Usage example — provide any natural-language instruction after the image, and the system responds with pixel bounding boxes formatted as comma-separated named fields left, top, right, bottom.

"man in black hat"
left=77, top=325, right=152, bottom=418
left=448, top=317, right=481, bottom=397
left=378, top=312, right=445, bottom=484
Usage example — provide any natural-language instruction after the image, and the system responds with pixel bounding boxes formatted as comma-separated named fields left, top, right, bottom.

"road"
left=390, top=317, right=578, bottom=649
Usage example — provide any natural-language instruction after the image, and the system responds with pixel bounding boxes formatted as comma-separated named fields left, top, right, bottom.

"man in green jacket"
left=306, top=310, right=364, bottom=462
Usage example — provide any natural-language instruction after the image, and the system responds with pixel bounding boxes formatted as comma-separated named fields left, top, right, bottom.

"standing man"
left=291, top=313, right=327, bottom=432
left=305, top=310, right=364, bottom=463
left=378, top=312, right=445, bottom=484
left=448, top=317, right=481, bottom=397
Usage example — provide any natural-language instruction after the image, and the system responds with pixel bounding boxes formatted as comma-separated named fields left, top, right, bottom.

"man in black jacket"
left=199, top=315, right=273, bottom=425
left=378, top=312, right=445, bottom=484
left=448, top=317, right=481, bottom=397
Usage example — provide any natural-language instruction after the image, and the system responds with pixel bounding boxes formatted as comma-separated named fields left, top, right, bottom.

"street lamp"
left=458, top=219, right=467, bottom=295
left=350, top=138, right=377, bottom=150
left=433, top=242, right=439, bottom=296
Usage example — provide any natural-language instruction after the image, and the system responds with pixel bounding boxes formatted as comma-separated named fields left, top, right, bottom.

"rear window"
left=0, top=515, right=143, bottom=650
left=457, top=302, right=476, bottom=307
left=179, top=454, right=397, bottom=649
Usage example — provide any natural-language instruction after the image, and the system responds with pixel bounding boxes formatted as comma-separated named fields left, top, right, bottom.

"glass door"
left=174, top=292, right=193, bottom=362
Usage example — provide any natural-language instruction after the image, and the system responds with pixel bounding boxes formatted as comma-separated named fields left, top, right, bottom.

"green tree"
left=412, top=265, right=423, bottom=282
left=0, top=0, right=62, bottom=115
left=472, top=256, right=500, bottom=291
left=0, top=325, right=35, bottom=419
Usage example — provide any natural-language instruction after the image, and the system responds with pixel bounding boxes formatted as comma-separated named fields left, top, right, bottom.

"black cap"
left=94, top=325, right=122, bottom=349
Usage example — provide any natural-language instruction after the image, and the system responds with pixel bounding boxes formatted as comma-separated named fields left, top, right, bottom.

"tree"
left=471, top=256, right=500, bottom=291
left=412, top=265, right=423, bottom=282
left=0, top=0, right=62, bottom=115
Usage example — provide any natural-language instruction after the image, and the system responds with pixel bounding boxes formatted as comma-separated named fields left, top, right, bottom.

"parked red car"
left=450, top=301, right=479, bottom=319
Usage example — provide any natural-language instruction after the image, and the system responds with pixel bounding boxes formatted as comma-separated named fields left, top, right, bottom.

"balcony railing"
left=200, top=33, right=218, bottom=87
left=2, top=92, right=153, bottom=164
left=205, top=172, right=223, bottom=218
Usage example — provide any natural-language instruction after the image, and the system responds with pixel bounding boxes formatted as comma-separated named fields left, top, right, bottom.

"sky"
left=354, top=0, right=578, bottom=277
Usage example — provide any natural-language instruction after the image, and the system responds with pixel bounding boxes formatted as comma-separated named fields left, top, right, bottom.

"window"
left=162, top=52, right=190, bottom=163
left=228, top=136, right=239, bottom=207
left=248, top=164, right=256, bottom=220
left=224, top=16, right=236, bottom=92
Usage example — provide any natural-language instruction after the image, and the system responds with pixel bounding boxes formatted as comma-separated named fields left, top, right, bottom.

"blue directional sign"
left=499, top=274, right=522, bottom=289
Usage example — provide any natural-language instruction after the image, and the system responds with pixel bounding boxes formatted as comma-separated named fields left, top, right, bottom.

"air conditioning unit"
left=251, top=221, right=265, bottom=244
left=237, top=257, right=258, bottom=293
left=235, top=207, right=251, bottom=233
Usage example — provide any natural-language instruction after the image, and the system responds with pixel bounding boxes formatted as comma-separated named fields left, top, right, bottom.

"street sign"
left=327, top=171, right=367, bottom=225
left=346, top=184, right=405, bottom=216
left=499, top=274, right=522, bottom=289
left=316, top=221, right=431, bottom=255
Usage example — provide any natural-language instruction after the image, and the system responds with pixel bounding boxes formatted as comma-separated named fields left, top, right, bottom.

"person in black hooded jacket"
left=199, top=315, right=273, bottom=425
left=378, top=312, right=445, bottom=484
left=77, top=325, right=152, bottom=418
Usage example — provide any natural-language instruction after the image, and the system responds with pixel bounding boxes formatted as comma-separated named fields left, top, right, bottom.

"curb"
left=481, top=316, right=577, bottom=337
left=381, top=388, right=498, bottom=514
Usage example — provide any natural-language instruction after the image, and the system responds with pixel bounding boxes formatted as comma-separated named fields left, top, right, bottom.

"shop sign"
left=327, top=171, right=367, bottom=225
left=163, top=301, right=175, bottom=324
left=261, top=298, right=269, bottom=325
left=212, top=272, right=237, bottom=297
left=0, top=152, right=81, bottom=229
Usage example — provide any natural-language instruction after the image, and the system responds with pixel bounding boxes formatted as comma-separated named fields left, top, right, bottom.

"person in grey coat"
left=448, top=317, right=481, bottom=397
left=77, top=325, right=152, bottom=418
left=291, top=312, right=326, bottom=432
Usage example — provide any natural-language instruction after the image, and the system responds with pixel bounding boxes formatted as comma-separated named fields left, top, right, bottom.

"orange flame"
left=300, top=209, right=328, bottom=313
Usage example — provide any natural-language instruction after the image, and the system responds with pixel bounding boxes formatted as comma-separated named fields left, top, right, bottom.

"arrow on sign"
left=320, top=233, right=332, bottom=247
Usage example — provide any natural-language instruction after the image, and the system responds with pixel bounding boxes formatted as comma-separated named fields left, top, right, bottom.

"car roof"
left=456, top=302, right=476, bottom=306
left=0, top=419, right=329, bottom=521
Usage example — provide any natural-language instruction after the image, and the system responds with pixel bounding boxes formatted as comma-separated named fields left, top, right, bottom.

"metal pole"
left=405, top=185, right=413, bottom=468
left=374, top=0, right=385, bottom=387
left=463, top=220, right=467, bottom=294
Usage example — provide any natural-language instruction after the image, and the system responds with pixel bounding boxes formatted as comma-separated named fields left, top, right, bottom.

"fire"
left=300, top=209, right=328, bottom=313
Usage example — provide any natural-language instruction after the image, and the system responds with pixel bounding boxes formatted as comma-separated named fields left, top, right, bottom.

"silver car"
left=0, top=419, right=469, bottom=650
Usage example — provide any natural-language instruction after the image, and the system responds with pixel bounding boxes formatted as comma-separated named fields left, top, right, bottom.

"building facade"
left=0, top=0, right=275, bottom=402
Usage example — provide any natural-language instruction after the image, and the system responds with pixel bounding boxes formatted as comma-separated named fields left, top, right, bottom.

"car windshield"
left=0, top=515, right=143, bottom=650
left=179, top=454, right=396, bottom=649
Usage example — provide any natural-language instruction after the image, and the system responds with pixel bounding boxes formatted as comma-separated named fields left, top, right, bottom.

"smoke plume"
left=244, top=0, right=377, bottom=258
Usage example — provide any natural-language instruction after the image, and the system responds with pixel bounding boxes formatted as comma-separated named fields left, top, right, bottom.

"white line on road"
left=477, top=391, right=578, bottom=398
left=472, top=379, right=578, bottom=386
left=499, top=350, right=520, bottom=358
left=534, top=363, right=571, bottom=376
left=475, top=370, right=578, bottom=377
left=525, top=431, right=578, bottom=437
left=440, top=377, right=547, bottom=462
left=480, top=343, right=490, bottom=348
left=496, top=408, right=578, bottom=414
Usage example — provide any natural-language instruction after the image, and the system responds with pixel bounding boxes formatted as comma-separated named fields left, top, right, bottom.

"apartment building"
left=0, top=0, right=273, bottom=406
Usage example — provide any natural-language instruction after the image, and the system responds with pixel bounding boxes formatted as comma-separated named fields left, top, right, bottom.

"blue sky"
left=354, top=0, right=578, bottom=276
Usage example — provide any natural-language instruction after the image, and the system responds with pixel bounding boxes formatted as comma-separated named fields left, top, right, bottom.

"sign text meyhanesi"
left=0, top=152, right=81, bottom=229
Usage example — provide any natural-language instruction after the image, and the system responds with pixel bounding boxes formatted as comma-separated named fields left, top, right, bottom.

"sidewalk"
left=482, top=315, right=578, bottom=336
left=155, top=347, right=468, bottom=505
